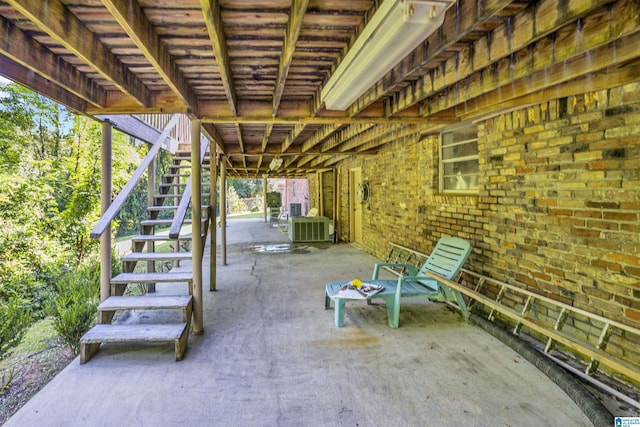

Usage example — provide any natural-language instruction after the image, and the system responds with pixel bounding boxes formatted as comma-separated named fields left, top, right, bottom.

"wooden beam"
left=272, top=0, right=309, bottom=115
left=201, top=115, right=450, bottom=125
left=202, top=123, right=226, bottom=155
left=261, top=124, right=273, bottom=153
left=0, top=16, right=105, bottom=108
left=423, top=26, right=640, bottom=120
left=7, top=0, right=150, bottom=107
left=225, top=150, right=378, bottom=157
left=199, top=99, right=458, bottom=123
left=101, top=0, right=195, bottom=112
left=200, top=0, right=238, bottom=115
left=300, top=124, right=342, bottom=152
left=236, top=125, right=245, bottom=154
left=281, top=123, right=306, bottom=152
left=347, top=0, right=517, bottom=115
left=319, top=123, right=374, bottom=152
left=458, top=60, right=640, bottom=121
left=0, top=56, right=88, bottom=113
left=387, top=0, right=625, bottom=117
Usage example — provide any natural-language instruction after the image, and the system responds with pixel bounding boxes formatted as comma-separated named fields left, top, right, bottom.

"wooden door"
left=349, top=168, right=363, bottom=244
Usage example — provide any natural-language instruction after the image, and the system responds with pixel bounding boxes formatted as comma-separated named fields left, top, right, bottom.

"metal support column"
left=191, top=119, right=203, bottom=334
left=100, top=121, right=112, bottom=305
left=220, top=156, right=227, bottom=266
left=209, top=146, right=217, bottom=291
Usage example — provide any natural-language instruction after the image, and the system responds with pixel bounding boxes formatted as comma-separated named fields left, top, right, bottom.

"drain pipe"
left=470, top=313, right=612, bottom=427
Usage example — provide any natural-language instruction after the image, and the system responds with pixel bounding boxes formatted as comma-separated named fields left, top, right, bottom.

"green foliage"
left=0, top=82, right=146, bottom=356
left=50, top=263, right=99, bottom=355
left=229, top=178, right=263, bottom=199
left=0, top=292, right=32, bottom=358
left=226, top=186, right=247, bottom=214
left=266, top=191, right=281, bottom=208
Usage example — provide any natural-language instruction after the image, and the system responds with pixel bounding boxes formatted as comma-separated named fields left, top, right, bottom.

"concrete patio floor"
left=6, top=218, right=594, bottom=426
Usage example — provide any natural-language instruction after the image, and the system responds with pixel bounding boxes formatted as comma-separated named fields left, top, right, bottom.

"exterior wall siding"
left=312, top=82, right=640, bottom=382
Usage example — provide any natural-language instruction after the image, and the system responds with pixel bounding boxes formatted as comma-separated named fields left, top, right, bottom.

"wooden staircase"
left=80, top=145, right=211, bottom=363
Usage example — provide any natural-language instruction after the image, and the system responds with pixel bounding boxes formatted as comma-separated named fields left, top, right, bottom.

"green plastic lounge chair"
left=325, top=237, right=472, bottom=328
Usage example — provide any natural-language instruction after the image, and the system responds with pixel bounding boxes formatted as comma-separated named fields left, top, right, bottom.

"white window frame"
left=439, top=123, right=479, bottom=194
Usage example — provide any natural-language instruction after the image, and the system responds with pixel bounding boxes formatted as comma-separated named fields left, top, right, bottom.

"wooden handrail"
left=168, top=138, right=210, bottom=239
left=90, top=114, right=180, bottom=239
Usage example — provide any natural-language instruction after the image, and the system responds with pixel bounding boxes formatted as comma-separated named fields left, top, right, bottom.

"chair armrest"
left=372, top=263, right=418, bottom=279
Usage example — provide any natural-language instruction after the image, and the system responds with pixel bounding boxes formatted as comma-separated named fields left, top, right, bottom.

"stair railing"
left=169, top=138, right=211, bottom=240
left=90, top=114, right=180, bottom=239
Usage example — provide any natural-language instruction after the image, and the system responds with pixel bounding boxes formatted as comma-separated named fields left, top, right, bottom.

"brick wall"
left=311, top=82, right=640, bottom=381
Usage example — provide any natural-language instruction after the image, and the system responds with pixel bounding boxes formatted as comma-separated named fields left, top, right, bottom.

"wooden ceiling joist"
left=0, top=15, right=105, bottom=108
left=201, top=0, right=238, bottom=116
left=6, top=0, right=150, bottom=108
left=272, top=0, right=309, bottom=116
left=0, top=0, right=638, bottom=178
left=101, top=0, right=197, bottom=112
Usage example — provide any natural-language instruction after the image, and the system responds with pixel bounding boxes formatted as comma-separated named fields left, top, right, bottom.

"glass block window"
left=440, top=124, right=479, bottom=193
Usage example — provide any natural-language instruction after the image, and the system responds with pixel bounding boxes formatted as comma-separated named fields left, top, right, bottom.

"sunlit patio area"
left=5, top=218, right=595, bottom=426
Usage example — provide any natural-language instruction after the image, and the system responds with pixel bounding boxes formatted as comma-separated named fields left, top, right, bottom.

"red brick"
left=603, top=212, right=637, bottom=222
left=626, top=308, right=640, bottom=322
left=586, top=220, right=619, bottom=231
left=606, top=252, right=639, bottom=265
left=591, top=259, right=622, bottom=272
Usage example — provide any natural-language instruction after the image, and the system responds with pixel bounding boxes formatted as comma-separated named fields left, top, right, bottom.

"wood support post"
left=191, top=119, right=203, bottom=334
left=147, top=156, right=155, bottom=292
left=209, top=146, right=217, bottom=291
left=220, top=156, right=227, bottom=266
left=263, top=175, right=267, bottom=223
left=100, top=121, right=112, bottom=305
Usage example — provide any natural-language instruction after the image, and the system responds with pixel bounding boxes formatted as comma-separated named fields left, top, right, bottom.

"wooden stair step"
left=123, top=251, right=192, bottom=262
left=153, top=193, right=211, bottom=199
left=147, top=205, right=208, bottom=211
left=98, top=295, right=192, bottom=312
left=140, top=218, right=207, bottom=226
left=147, top=205, right=179, bottom=211
left=131, top=234, right=192, bottom=242
left=80, top=323, right=189, bottom=364
left=111, top=271, right=193, bottom=284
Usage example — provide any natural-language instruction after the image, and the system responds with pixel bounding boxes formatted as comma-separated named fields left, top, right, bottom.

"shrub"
left=50, top=266, right=99, bottom=355
left=0, top=292, right=32, bottom=358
